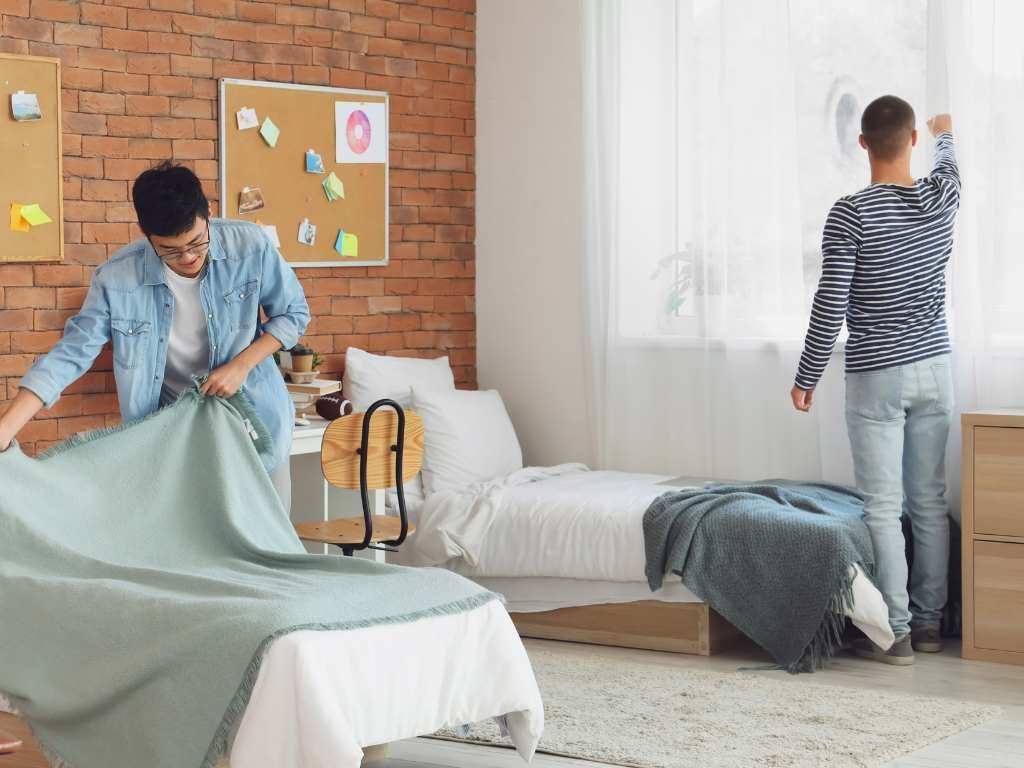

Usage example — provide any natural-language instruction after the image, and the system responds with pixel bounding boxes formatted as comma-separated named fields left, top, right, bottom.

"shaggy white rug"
left=438, top=646, right=1000, bottom=768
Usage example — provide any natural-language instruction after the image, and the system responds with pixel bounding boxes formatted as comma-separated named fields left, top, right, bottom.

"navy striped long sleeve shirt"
left=795, top=132, right=960, bottom=390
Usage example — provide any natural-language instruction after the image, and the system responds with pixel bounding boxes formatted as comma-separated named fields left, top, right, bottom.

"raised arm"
left=791, top=199, right=861, bottom=410
left=927, top=114, right=959, bottom=198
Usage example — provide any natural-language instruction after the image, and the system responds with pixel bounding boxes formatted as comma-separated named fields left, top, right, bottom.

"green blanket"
left=0, top=389, right=497, bottom=768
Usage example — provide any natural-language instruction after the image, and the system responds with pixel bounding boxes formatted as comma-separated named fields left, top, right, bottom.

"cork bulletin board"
left=219, top=79, right=389, bottom=268
left=0, top=53, right=64, bottom=263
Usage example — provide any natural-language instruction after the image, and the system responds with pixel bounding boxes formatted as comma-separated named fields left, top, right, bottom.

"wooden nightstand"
left=961, top=410, right=1024, bottom=665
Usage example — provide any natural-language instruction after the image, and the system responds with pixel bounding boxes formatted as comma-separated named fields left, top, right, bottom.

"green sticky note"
left=20, top=203, right=52, bottom=226
left=260, top=117, right=280, bottom=147
left=341, top=232, right=358, bottom=258
left=322, top=172, right=344, bottom=201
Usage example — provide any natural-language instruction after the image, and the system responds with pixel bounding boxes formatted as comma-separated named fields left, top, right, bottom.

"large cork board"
left=0, top=54, right=64, bottom=263
left=219, top=79, right=388, bottom=268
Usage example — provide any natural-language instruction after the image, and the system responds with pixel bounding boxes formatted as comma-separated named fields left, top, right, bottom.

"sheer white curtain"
left=582, top=0, right=1024, bottom=511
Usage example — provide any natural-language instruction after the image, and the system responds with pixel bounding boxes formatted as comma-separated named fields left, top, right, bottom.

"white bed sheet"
left=0, top=601, right=543, bottom=768
left=401, top=466, right=895, bottom=649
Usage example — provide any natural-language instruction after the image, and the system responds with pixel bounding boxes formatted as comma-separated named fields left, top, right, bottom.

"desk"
left=290, top=415, right=387, bottom=562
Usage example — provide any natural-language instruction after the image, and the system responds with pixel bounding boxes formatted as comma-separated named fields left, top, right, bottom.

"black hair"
left=131, top=161, right=210, bottom=237
left=860, top=95, right=916, bottom=161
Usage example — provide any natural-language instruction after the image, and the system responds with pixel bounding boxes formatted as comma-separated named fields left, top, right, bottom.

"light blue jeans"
left=845, top=354, right=953, bottom=640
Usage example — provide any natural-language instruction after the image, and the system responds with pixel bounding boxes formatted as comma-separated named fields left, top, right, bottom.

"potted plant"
left=289, top=343, right=322, bottom=374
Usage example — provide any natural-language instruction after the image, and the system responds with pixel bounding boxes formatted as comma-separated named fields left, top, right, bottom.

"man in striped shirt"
left=791, top=96, right=959, bottom=665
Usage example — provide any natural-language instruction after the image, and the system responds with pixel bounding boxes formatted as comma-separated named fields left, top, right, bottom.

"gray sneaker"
left=911, top=625, right=943, bottom=653
left=853, top=635, right=915, bottom=666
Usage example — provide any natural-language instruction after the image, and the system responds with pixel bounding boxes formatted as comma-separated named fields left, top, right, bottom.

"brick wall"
left=0, top=0, right=476, bottom=455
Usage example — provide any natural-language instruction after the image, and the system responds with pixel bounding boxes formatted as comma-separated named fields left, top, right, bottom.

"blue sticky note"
left=334, top=229, right=345, bottom=255
left=305, top=148, right=324, bottom=173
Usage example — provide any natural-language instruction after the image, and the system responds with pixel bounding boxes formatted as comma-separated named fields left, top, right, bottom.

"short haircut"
left=860, top=95, right=916, bottom=161
left=132, top=161, right=210, bottom=237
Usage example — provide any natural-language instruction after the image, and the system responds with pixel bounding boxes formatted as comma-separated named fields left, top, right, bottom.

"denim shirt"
left=20, top=219, right=311, bottom=472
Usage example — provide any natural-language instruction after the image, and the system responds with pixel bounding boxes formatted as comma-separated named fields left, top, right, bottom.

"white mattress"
left=401, top=466, right=895, bottom=649
left=1, top=600, right=544, bottom=768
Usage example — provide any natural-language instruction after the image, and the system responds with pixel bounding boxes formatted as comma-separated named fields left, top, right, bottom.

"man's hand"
left=927, top=114, right=953, bottom=137
left=791, top=385, right=814, bottom=413
left=200, top=358, right=252, bottom=398
left=0, top=430, right=13, bottom=452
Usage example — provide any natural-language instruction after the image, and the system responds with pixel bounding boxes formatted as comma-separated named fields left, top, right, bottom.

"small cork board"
left=0, top=53, right=64, bottom=263
left=219, top=79, right=389, bottom=268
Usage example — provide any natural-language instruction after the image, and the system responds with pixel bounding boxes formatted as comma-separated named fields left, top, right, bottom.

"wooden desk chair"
left=293, top=399, right=421, bottom=556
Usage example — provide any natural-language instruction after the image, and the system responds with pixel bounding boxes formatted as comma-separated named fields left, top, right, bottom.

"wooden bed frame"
left=510, top=600, right=746, bottom=656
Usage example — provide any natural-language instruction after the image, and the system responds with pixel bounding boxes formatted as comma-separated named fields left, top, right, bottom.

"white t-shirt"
left=161, top=264, right=211, bottom=401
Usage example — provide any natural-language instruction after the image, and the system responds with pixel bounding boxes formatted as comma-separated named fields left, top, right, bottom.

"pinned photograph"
left=237, top=186, right=265, bottom=214
left=10, top=91, right=42, bottom=122
left=236, top=106, right=258, bottom=130
left=305, top=149, right=325, bottom=174
left=297, top=218, right=317, bottom=246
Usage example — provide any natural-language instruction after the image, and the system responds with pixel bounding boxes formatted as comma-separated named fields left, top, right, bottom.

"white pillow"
left=412, top=387, right=523, bottom=495
left=342, top=347, right=455, bottom=411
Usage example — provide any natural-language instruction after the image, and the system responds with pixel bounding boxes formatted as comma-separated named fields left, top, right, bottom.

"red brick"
left=81, top=2, right=126, bottom=27
left=257, top=23, right=293, bottom=44
left=64, top=201, right=107, bottom=223
left=192, top=36, right=233, bottom=59
left=102, top=27, right=149, bottom=52
left=294, top=26, right=332, bottom=47
left=105, top=115, right=152, bottom=137
left=152, top=0, right=194, bottom=10
left=128, top=9, right=173, bottom=31
left=170, top=98, right=211, bottom=118
left=4, top=16, right=53, bottom=42
left=433, top=8, right=467, bottom=28
left=66, top=244, right=109, bottom=265
left=193, top=78, right=217, bottom=100
left=10, top=330, right=62, bottom=353
left=151, top=117, right=195, bottom=139
left=253, top=63, right=293, bottom=82
left=332, top=297, right=368, bottom=315
left=0, top=0, right=29, bottom=16
left=33, top=309, right=75, bottom=332
left=63, top=111, right=107, bottom=135
left=32, top=265, right=83, bottom=287
left=148, top=32, right=191, bottom=54
left=172, top=139, right=214, bottom=159
left=61, top=67, right=104, bottom=92
left=124, top=138, right=171, bottom=159
left=126, top=95, right=170, bottom=116
left=213, top=18, right=258, bottom=40
left=196, top=0, right=235, bottom=16
left=104, top=204, right=137, bottom=223
left=5, top=287, right=55, bottom=309
left=78, top=48, right=126, bottom=71
left=54, top=287, right=87, bottom=309
left=79, top=91, right=126, bottom=114
left=82, top=179, right=128, bottom=202
left=192, top=159, right=218, bottom=179
left=170, top=54, right=213, bottom=77
left=81, top=136, right=129, bottom=158
left=82, top=223, right=130, bottom=244
left=237, top=0, right=275, bottom=22
left=81, top=392, right=119, bottom=415
left=53, top=22, right=100, bottom=46
left=0, top=311, right=34, bottom=336
left=365, top=0, right=397, bottom=18
left=0, top=266, right=34, bottom=286
left=170, top=13, right=212, bottom=35
left=293, top=65, right=329, bottom=85
left=275, top=5, right=313, bottom=24
left=64, top=157, right=104, bottom=179
left=0, top=354, right=37, bottom=376
left=150, top=75, right=193, bottom=97
left=38, top=393, right=83, bottom=418
left=420, top=24, right=451, bottom=45
left=106, top=158, right=159, bottom=179
left=0, top=38, right=30, bottom=54
left=126, top=54, right=170, bottom=76
left=386, top=19, right=418, bottom=40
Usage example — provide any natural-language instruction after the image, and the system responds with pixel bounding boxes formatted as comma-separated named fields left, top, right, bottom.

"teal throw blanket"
left=0, top=390, right=497, bottom=768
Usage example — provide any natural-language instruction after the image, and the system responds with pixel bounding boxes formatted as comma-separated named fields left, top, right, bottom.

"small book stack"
left=284, top=378, right=341, bottom=397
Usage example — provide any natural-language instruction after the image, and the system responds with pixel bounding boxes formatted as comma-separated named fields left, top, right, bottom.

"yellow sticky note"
left=341, top=232, right=358, bottom=258
left=10, top=204, right=30, bottom=232
left=260, top=117, right=280, bottom=148
left=20, top=203, right=52, bottom=226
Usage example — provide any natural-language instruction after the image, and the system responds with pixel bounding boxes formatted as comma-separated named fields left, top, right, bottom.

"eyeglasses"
left=154, top=224, right=211, bottom=263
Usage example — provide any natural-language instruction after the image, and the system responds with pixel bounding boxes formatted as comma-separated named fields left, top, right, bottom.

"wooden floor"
left=3, top=638, right=1022, bottom=768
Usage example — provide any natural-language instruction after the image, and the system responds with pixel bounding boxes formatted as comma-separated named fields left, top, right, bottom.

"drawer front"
left=974, top=426, right=1024, bottom=538
left=974, top=541, right=1024, bottom=653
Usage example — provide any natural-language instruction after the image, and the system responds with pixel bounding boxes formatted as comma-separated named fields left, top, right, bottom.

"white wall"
left=476, top=0, right=593, bottom=467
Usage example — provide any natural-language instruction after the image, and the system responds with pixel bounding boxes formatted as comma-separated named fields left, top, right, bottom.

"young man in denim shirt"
left=0, top=162, right=310, bottom=510
left=792, top=98, right=959, bottom=665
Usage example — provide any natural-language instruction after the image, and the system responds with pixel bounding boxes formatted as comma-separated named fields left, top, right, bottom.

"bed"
left=342, top=348, right=895, bottom=660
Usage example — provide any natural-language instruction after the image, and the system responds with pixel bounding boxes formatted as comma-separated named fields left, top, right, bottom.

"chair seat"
left=294, top=517, right=416, bottom=547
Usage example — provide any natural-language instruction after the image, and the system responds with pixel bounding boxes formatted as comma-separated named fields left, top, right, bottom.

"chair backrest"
left=320, top=405, right=424, bottom=491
